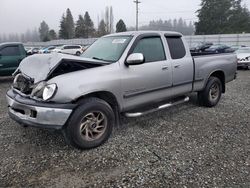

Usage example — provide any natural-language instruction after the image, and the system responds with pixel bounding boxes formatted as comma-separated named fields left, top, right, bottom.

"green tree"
left=65, top=8, right=75, bottom=38
left=116, top=19, right=127, bottom=33
left=39, top=21, right=50, bottom=41
left=83, top=11, right=95, bottom=38
left=59, top=9, right=75, bottom=39
left=59, top=14, right=67, bottom=39
left=75, top=15, right=85, bottom=38
left=229, top=1, right=250, bottom=33
left=48, top=29, right=57, bottom=40
left=195, top=0, right=250, bottom=34
left=97, top=19, right=107, bottom=37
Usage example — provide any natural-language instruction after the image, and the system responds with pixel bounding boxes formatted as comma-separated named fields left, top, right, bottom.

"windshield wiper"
left=92, top=57, right=113, bottom=63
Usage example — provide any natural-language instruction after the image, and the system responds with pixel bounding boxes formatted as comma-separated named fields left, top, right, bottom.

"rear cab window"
left=132, top=36, right=166, bottom=63
left=165, top=36, right=186, bottom=59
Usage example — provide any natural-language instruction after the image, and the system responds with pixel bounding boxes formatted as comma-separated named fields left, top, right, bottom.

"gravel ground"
left=0, top=71, right=249, bottom=187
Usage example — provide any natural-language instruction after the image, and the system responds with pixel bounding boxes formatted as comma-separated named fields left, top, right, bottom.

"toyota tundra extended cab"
left=6, top=31, right=237, bottom=149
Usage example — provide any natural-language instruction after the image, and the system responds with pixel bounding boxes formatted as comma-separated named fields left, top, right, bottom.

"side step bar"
left=124, top=96, right=189, bottom=118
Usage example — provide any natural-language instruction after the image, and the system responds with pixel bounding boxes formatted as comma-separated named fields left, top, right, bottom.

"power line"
left=134, top=0, right=141, bottom=31
left=141, top=10, right=195, bottom=14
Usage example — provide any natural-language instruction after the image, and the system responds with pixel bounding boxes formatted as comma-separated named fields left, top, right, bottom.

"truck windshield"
left=81, top=36, right=132, bottom=63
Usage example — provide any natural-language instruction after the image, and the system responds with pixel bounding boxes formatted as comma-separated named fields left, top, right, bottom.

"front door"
left=122, top=35, right=173, bottom=110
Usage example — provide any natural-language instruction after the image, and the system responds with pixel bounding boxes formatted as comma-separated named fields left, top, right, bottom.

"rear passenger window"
left=1, top=46, right=20, bottom=56
left=133, top=37, right=166, bottom=63
left=64, top=46, right=70, bottom=49
left=166, top=37, right=186, bottom=59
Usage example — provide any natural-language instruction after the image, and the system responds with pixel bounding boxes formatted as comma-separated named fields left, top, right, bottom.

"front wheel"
left=198, top=77, right=222, bottom=107
left=63, top=98, right=115, bottom=149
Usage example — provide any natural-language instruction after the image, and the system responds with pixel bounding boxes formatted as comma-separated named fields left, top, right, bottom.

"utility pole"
left=134, top=0, right=141, bottom=31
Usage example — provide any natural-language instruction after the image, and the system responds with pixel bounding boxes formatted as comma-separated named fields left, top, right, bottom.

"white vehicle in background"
left=236, top=47, right=250, bottom=69
left=26, top=47, right=40, bottom=55
left=38, top=46, right=56, bottom=54
left=52, top=45, right=83, bottom=56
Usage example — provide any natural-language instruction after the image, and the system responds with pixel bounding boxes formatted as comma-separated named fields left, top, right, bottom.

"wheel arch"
left=207, top=70, right=226, bottom=93
left=73, top=91, right=121, bottom=126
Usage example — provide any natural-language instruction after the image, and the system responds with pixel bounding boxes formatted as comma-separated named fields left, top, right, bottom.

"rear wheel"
left=63, top=98, right=115, bottom=149
left=198, top=76, right=222, bottom=107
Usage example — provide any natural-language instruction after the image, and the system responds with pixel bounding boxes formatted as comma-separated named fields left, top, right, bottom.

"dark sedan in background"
left=190, top=42, right=213, bottom=52
left=205, top=44, right=235, bottom=53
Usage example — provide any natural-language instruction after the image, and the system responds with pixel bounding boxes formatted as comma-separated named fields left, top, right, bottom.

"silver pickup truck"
left=6, top=31, right=237, bottom=149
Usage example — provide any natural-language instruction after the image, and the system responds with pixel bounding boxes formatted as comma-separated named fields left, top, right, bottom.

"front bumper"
left=6, top=90, right=76, bottom=130
left=237, top=61, right=250, bottom=68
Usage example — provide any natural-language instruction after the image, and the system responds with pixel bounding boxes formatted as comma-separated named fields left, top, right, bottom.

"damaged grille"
left=13, top=74, right=34, bottom=95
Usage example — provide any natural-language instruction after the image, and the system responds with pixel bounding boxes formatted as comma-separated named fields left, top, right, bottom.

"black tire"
left=63, top=98, right=115, bottom=150
left=76, top=51, right=81, bottom=56
left=198, top=76, right=222, bottom=107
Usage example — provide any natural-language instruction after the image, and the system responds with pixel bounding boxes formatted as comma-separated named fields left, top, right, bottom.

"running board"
left=124, top=96, right=189, bottom=118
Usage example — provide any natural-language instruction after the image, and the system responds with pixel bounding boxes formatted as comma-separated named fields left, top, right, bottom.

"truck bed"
left=192, top=52, right=237, bottom=92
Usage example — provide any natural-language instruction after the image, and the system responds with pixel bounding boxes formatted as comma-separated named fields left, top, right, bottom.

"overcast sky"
left=0, top=0, right=250, bottom=34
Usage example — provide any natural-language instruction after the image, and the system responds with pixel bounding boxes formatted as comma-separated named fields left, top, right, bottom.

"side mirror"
left=126, top=53, right=145, bottom=66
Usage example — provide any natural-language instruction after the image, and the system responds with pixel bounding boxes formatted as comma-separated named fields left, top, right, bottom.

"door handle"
left=162, top=66, right=168, bottom=70
left=174, top=65, right=181, bottom=68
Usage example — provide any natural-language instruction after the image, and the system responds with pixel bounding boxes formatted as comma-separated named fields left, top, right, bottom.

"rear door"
left=122, top=34, right=173, bottom=110
left=0, top=45, right=23, bottom=76
left=165, top=36, right=194, bottom=95
left=70, top=46, right=81, bottom=55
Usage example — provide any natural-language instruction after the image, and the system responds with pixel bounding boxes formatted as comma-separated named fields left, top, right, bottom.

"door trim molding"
left=123, top=81, right=194, bottom=99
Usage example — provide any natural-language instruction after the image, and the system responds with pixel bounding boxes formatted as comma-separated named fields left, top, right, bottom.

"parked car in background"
left=25, top=47, right=32, bottom=52
left=236, top=47, right=250, bottom=69
left=52, top=45, right=64, bottom=53
left=52, top=45, right=83, bottom=56
left=38, top=46, right=56, bottom=54
left=230, top=45, right=247, bottom=51
left=26, top=47, right=40, bottom=55
left=205, top=44, right=234, bottom=53
left=0, top=42, right=26, bottom=76
left=190, top=42, right=213, bottom=52
left=6, top=31, right=237, bottom=149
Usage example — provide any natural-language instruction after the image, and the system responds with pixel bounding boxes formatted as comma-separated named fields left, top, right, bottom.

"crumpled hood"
left=16, top=53, right=107, bottom=83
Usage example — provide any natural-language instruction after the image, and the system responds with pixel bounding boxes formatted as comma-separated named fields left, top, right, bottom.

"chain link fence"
left=185, top=33, right=250, bottom=47
left=24, top=33, right=250, bottom=47
left=24, top=38, right=98, bottom=47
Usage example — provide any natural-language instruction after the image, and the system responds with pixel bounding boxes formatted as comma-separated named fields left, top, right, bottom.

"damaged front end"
left=11, top=53, right=107, bottom=101
left=12, top=73, right=57, bottom=101
left=13, top=73, right=34, bottom=95
left=6, top=53, right=110, bottom=129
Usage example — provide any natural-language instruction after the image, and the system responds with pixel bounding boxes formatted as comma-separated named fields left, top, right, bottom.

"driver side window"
left=132, top=37, right=166, bottom=63
left=0, top=46, right=20, bottom=56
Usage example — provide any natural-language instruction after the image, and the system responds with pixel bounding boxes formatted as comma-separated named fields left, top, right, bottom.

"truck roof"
left=105, top=31, right=183, bottom=37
